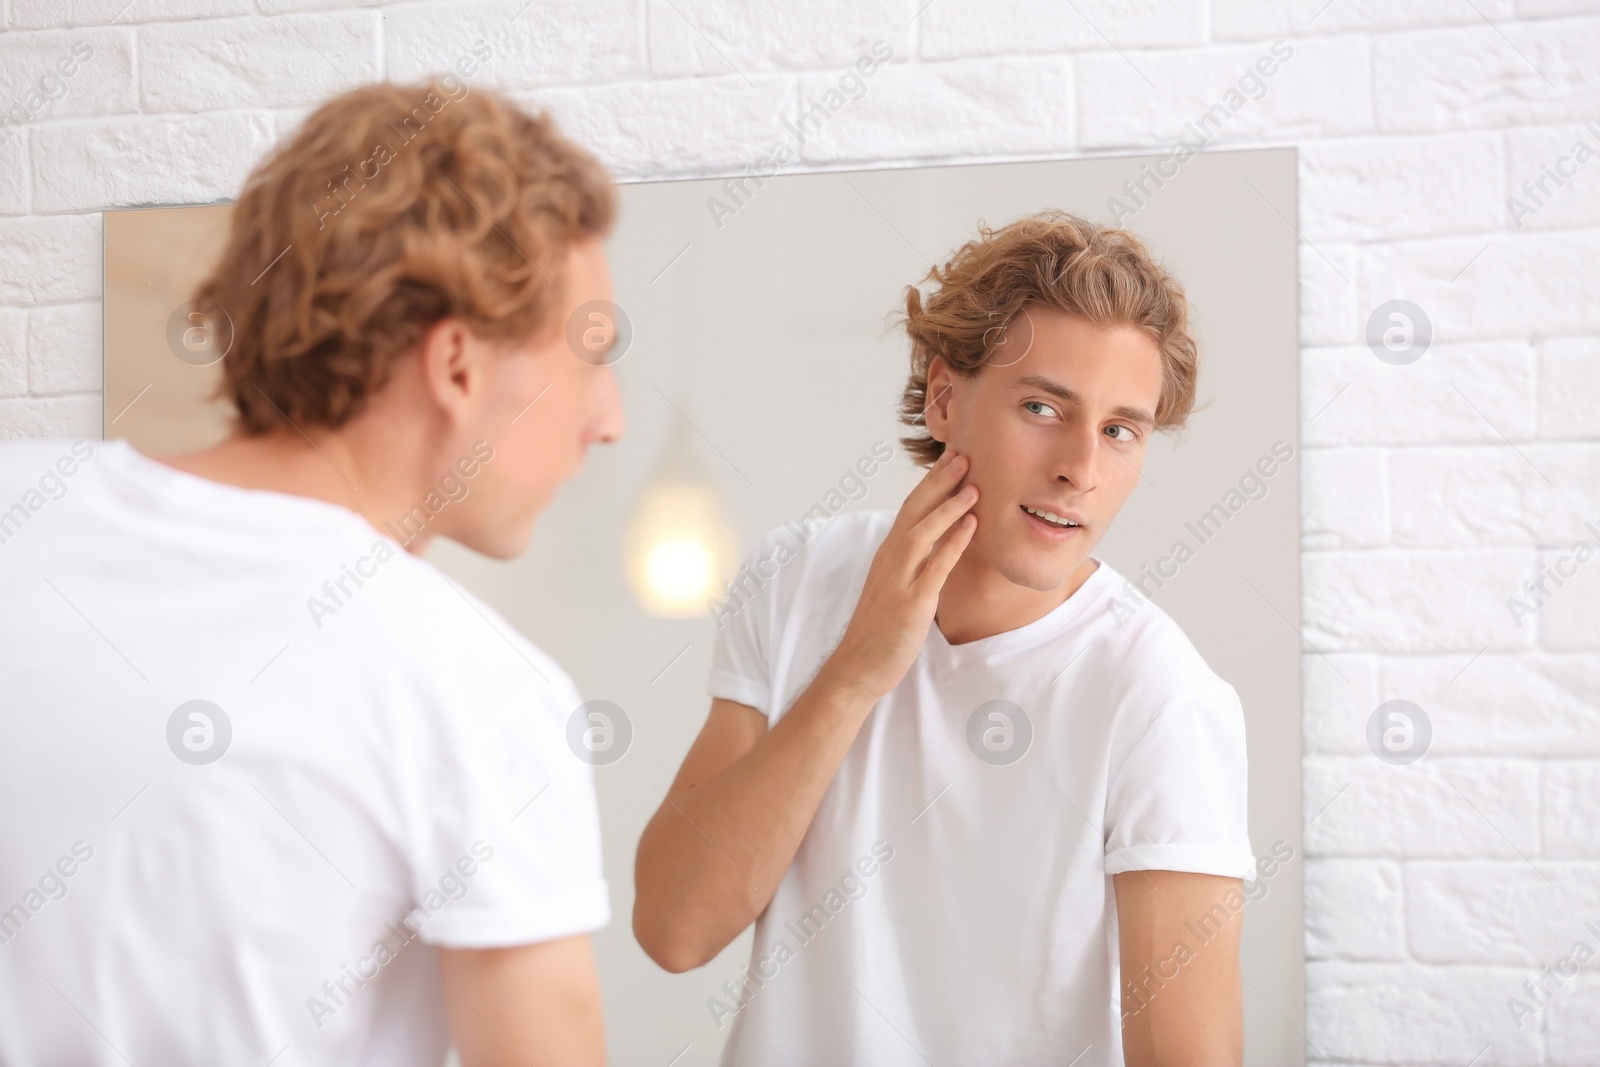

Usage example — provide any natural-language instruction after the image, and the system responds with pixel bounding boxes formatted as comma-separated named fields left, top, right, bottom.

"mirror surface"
left=103, top=146, right=1303, bottom=1066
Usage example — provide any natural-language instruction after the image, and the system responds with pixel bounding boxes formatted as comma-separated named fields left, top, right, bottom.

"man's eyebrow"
left=1013, top=374, right=1157, bottom=427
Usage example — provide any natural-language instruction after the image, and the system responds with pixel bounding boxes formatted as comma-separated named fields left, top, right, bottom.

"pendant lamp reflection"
left=623, top=418, right=741, bottom=618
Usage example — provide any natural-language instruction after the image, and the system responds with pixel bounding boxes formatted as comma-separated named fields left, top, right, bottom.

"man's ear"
left=923, top=356, right=957, bottom=444
left=417, top=317, right=488, bottom=428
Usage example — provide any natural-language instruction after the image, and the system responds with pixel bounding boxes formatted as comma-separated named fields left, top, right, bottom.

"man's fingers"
left=904, top=483, right=978, bottom=565
left=895, top=450, right=970, bottom=533
left=915, top=510, right=977, bottom=591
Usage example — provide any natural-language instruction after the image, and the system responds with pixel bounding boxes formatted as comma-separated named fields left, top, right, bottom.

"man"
left=635, top=213, right=1257, bottom=1066
left=0, top=80, right=623, bottom=1065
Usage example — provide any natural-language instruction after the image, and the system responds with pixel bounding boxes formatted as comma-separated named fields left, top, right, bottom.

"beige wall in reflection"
left=104, top=204, right=235, bottom=451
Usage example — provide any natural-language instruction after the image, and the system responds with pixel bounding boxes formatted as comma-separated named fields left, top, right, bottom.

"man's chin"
left=449, top=515, right=538, bottom=561
left=983, top=539, right=1082, bottom=594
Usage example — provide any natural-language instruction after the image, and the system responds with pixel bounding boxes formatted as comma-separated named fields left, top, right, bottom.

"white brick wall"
left=2, top=0, right=1597, bottom=1060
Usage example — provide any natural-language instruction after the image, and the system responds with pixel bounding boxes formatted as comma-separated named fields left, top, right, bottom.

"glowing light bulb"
left=645, top=532, right=714, bottom=604
left=623, top=424, right=740, bottom=618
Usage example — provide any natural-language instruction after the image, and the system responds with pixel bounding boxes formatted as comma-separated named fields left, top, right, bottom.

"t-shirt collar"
left=924, top=557, right=1112, bottom=665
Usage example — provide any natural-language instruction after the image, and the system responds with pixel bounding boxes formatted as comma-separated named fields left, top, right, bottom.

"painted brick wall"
left=2, top=1, right=1597, bottom=1062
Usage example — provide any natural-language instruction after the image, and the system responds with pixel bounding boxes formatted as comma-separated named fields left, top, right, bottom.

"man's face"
left=453, top=237, right=625, bottom=558
left=925, top=304, right=1164, bottom=592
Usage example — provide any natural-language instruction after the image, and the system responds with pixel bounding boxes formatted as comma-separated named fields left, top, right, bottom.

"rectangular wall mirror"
left=105, top=146, right=1302, bottom=1065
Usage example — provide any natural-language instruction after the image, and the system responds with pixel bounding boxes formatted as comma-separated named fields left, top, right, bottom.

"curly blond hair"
left=196, top=78, right=615, bottom=434
left=897, top=211, right=1200, bottom=466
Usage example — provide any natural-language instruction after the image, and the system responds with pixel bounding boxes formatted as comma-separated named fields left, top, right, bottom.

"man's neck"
left=933, top=552, right=1100, bottom=646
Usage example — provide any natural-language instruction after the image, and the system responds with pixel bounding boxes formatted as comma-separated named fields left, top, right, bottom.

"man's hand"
left=829, top=447, right=978, bottom=700
left=439, top=935, right=604, bottom=1067
left=1114, top=870, right=1245, bottom=1067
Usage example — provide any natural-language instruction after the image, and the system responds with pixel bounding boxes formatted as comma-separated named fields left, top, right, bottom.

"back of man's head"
left=195, top=78, right=616, bottom=436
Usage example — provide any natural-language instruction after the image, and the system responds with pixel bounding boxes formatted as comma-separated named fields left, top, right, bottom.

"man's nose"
left=1052, top=422, right=1099, bottom=485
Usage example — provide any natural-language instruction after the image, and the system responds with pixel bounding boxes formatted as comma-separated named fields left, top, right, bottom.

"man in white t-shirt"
left=635, top=213, right=1265, bottom=1066
left=0, top=81, right=625, bottom=1065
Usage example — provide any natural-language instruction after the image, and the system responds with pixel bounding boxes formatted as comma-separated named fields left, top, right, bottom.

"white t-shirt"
left=707, top=508, right=1254, bottom=1067
left=0, top=437, right=609, bottom=1067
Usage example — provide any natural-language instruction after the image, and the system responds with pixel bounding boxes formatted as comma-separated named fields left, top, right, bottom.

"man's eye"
left=1025, top=401, right=1057, bottom=418
left=1106, top=424, right=1137, bottom=442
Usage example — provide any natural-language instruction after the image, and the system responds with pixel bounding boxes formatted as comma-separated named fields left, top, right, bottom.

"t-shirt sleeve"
left=405, top=656, right=611, bottom=949
left=1102, top=685, right=1256, bottom=882
left=706, top=531, right=783, bottom=718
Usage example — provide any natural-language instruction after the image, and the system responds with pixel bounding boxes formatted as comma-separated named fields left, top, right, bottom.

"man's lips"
left=1017, top=505, right=1086, bottom=541
left=1019, top=503, right=1085, bottom=529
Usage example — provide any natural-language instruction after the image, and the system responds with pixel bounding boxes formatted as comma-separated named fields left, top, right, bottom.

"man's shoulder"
left=335, top=549, right=582, bottom=720
left=1088, top=563, right=1236, bottom=705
